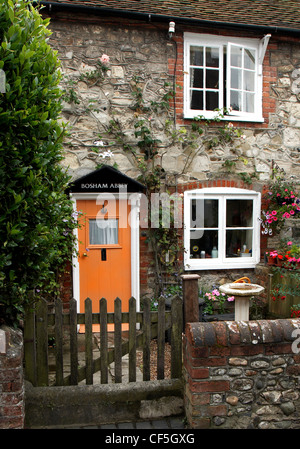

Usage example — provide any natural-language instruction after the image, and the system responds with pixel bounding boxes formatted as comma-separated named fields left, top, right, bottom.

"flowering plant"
left=267, top=240, right=300, bottom=266
left=261, top=172, right=300, bottom=237
left=291, top=304, right=300, bottom=318
left=202, top=287, right=234, bottom=315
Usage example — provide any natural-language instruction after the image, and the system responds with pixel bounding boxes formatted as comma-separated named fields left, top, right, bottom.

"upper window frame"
left=183, top=32, right=264, bottom=123
left=184, top=188, right=261, bottom=271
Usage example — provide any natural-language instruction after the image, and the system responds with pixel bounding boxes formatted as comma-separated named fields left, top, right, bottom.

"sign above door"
left=68, top=165, right=145, bottom=193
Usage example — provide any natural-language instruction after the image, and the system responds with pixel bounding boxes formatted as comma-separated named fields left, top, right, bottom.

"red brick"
left=189, top=417, right=211, bottom=429
left=188, top=368, right=210, bottom=379
left=230, top=345, right=264, bottom=356
left=286, top=365, right=300, bottom=376
left=189, top=380, right=230, bottom=393
left=265, top=343, right=293, bottom=355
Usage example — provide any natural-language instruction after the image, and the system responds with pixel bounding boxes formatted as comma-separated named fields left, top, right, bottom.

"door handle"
left=101, top=248, right=107, bottom=261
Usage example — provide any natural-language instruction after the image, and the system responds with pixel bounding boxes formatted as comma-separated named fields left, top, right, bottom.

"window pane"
left=190, top=89, right=203, bottom=110
left=244, top=71, right=255, bottom=91
left=231, top=68, right=242, bottom=90
left=226, top=199, right=253, bottom=227
left=226, top=229, right=253, bottom=258
left=89, top=219, right=118, bottom=245
left=190, top=46, right=203, bottom=66
left=230, top=90, right=241, bottom=111
left=190, top=68, right=203, bottom=88
left=206, top=69, right=219, bottom=89
left=244, top=92, right=255, bottom=113
left=191, top=199, right=219, bottom=228
left=206, top=91, right=219, bottom=110
left=230, top=46, right=242, bottom=67
left=190, top=229, right=218, bottom=259
left=244, top=49, right=255, bottom=70
left=206, top=47, right=219, bottom=68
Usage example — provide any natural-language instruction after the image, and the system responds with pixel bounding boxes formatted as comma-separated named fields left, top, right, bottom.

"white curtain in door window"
left=89, top=219, right=118, bottom=245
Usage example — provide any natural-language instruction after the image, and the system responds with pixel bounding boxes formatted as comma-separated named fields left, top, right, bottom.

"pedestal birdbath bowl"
left=219, top=283, right=265, bottom=321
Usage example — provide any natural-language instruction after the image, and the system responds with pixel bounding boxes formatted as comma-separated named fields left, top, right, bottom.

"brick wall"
left=183, top=318, right=300, bottom=429
left=0, top=326, right=24, bottom=429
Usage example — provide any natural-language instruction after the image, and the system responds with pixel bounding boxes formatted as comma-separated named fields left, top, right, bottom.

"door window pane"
left=89, top=219, right=118, bottom=245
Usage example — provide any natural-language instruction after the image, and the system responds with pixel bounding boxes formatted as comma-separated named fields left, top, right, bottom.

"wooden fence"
left=24, top=295, right=183, bottom=387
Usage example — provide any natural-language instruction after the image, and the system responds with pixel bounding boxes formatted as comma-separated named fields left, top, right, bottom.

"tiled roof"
left=43, top=0, right=300, bottom=32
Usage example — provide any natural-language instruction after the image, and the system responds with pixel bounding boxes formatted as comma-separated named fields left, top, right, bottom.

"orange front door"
left=77, top=199, right=131, bottom=329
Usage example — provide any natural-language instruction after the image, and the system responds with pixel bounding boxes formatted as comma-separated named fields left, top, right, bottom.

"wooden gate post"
left=181, top=274, right=200, bottom=328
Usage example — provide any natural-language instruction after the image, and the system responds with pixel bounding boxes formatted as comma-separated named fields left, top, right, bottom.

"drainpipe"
left=33, top=1, right=300, bottom=37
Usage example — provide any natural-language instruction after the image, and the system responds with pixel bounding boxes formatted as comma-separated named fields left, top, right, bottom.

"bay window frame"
left=184, top=188, right=261, bottom=270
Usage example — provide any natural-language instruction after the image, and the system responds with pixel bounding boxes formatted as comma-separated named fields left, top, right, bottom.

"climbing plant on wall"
left=61, top=57, right=247, bottom=298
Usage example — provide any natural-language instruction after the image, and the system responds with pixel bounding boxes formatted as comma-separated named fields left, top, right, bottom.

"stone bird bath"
left=219, top=283, right=265, bottom=321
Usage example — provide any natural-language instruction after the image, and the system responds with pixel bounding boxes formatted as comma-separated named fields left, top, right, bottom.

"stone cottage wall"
left=184, top=319, right=300, bottom=429
left=44, top=11, right=300, bottom=297
left=45, top=13, right=300, bottom=184
left=0, top=326, right=24, bottom=429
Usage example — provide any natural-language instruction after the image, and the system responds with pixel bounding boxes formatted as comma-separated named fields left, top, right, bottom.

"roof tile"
left=45, top=0, right=300, bottom=31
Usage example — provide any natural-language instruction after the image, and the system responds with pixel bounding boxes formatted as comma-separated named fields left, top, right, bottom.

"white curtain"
left=89, top=219, right=118, bottom=245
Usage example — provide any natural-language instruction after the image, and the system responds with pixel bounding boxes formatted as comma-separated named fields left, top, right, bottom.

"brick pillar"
left=181, top=274, right=200, bottom=327
left=0, top=325, right=24, bottom=429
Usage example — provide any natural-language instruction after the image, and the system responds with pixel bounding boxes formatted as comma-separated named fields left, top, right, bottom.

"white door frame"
left=70, top=192, right=141, bottom=313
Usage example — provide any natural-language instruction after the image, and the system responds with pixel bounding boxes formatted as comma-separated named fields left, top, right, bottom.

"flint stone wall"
left=184, top=318, right=300, bottom=429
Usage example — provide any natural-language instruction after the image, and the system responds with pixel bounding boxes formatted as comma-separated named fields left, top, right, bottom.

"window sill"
left=183, top=113, right=265, bottom=123
left=184, top=259, right=259, bottom=271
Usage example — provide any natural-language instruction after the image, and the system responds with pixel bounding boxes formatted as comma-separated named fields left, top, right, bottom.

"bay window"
left=184, top=188, right=261, bottom=270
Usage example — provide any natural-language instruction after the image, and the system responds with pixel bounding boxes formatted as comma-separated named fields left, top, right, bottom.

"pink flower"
left=271, top=210, right=277, bottom=215
left=100, top=54, right=110, bottom=64
left=287, top=241, right=293, bottom=245
left=290, top=210, right=295, bottom=215
left=227, top=296, right=235, bottom=302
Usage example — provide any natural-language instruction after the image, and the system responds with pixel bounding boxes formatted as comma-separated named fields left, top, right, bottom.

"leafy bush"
left=0, top=0, right=78, bottom=325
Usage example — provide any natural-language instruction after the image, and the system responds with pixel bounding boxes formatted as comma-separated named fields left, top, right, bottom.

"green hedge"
left=0, top=0, right=78, bottom=325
